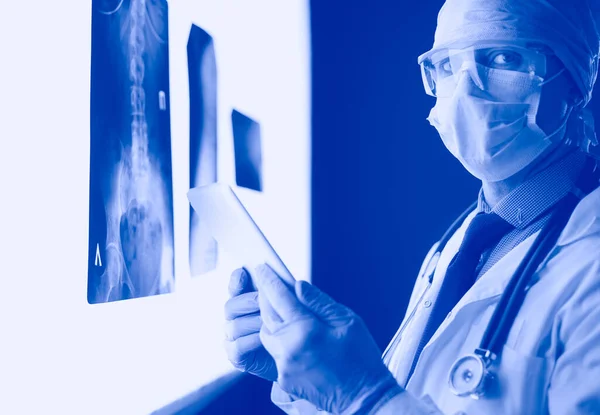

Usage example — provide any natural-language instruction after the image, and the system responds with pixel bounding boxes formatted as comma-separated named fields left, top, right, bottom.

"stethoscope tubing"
left=481, top=192, right=580, bottom=354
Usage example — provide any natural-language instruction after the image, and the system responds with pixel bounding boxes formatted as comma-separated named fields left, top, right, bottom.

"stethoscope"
left=412, top=157, right=600, bottom=400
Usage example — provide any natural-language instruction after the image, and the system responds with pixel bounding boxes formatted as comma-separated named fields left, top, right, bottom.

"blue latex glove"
left=252, top=264, right=402, bottom=414
left=224, top=268, right=278, bottom=382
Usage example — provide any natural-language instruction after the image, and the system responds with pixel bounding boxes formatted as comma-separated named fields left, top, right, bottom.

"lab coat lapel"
left=426, top=230, right=540, bottom=347
left=386, top=210, right=476, bottom=387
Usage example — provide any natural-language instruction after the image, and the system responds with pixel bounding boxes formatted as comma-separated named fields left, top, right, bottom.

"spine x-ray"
left=88, top=0, right=175, bottom=303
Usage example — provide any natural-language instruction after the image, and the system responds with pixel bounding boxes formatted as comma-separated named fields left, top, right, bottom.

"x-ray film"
left=188, top=24, right=218, bottom=276
left=88, top=0, right=175, bottom=303
left=232, top=109, right=263, bottom=192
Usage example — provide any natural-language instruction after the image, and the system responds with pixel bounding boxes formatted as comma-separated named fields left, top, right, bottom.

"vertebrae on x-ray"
left=100, top=0, right=173, bottom=301
left=129, top=0, right=150, bottom=193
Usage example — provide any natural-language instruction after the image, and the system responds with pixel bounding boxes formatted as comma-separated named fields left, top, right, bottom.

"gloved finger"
left=228, top=268, right=255, bottom=297
left=295, top=280, right=354, bottom=326
left=246, top=348, right=278, bottom=383
left=224, top=332, right=263, bottom=368
left=258, top=324, right=273, bottom=351
left=258, top=323, right=281, bottom=358
left=253, top=264, right=304, bottom=322
left=224, top=291, right=260, bottom=320
left=258, top=289, right=284, bottom=332
left=224, top=313, right=262, bottom=341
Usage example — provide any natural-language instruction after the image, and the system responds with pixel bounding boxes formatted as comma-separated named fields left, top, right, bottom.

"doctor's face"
left=422, top=40, right=582, bottom=184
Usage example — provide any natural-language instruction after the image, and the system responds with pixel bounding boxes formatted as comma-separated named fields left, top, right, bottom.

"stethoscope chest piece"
left=448, top=348, right=495, bottom=400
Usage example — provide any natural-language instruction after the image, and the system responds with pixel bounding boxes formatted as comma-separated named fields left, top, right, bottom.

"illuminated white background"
left=0, top=1, right=311, bottom=413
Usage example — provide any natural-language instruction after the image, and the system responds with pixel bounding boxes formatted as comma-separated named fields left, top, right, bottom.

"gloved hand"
left=224, top=268, right=278, bottom=382
left=252, top=264, right=402, bottom=414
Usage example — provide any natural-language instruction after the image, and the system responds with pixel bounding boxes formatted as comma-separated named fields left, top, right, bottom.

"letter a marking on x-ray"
left=95, top=243, right=103, bottom=267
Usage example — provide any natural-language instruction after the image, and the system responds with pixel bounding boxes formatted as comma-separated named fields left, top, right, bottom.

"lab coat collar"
left=557, top=185, right=600, bottom=246
left=477, top=150, right=586, bottom=230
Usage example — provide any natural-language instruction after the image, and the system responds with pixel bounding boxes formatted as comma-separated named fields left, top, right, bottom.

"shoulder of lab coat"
left=556, top=185, right=600, bottom=246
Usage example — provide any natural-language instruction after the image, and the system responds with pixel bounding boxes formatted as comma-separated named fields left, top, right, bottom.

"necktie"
left=407, top=212, right=514, bottom=381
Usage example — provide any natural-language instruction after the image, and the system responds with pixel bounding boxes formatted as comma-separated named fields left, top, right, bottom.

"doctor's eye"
left=485, top=50, right=524, bottom=70
left=435, top=58, right=453, bottom=78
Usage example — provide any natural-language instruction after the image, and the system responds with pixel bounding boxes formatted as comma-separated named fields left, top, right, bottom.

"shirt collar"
left=477, top=150, right=587, bottom=229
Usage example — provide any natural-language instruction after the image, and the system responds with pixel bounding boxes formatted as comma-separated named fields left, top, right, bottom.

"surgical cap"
left=419, top=0, right=600, bottom=106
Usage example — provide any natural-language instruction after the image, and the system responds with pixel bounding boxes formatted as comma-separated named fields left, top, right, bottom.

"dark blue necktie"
left=407, top=212, right=514, bottom=381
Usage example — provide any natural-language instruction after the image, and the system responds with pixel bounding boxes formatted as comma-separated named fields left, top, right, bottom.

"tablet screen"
left=188, top=183, right=296, bottom=286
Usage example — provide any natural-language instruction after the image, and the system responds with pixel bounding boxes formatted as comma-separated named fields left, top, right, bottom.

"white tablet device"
left=187, top=183, right=296, bottom=287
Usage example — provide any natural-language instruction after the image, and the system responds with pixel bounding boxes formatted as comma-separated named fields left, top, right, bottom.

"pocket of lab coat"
left=500, top=344, right=551, bottom=414
left=466, top=344, right=552, bottom=415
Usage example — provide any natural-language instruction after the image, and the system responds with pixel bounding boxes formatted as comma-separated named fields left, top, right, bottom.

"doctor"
left=223, top=0, right=600, bottom=413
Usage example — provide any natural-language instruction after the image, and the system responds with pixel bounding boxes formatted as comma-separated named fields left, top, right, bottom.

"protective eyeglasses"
left=419, top=43, right=553, bottom=97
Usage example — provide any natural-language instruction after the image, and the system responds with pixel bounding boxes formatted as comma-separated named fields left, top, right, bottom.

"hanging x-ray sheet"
left=188, top=24, right=218, bottom=276
left=88, top=0, right=175, bottom=303
left=232, top=109, right=263, bottom=191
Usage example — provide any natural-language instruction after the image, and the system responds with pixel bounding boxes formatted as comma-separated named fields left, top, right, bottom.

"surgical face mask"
left=427, top=62, right=569, bottom=182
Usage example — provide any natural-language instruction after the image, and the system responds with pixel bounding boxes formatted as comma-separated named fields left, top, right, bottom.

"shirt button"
left=424, top=300, right=432, bottom=308
left=447, top=311, right=452, bottom=319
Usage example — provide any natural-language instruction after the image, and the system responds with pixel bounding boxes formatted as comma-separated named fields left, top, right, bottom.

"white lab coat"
left=272, top=185, right=600, bottom=414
